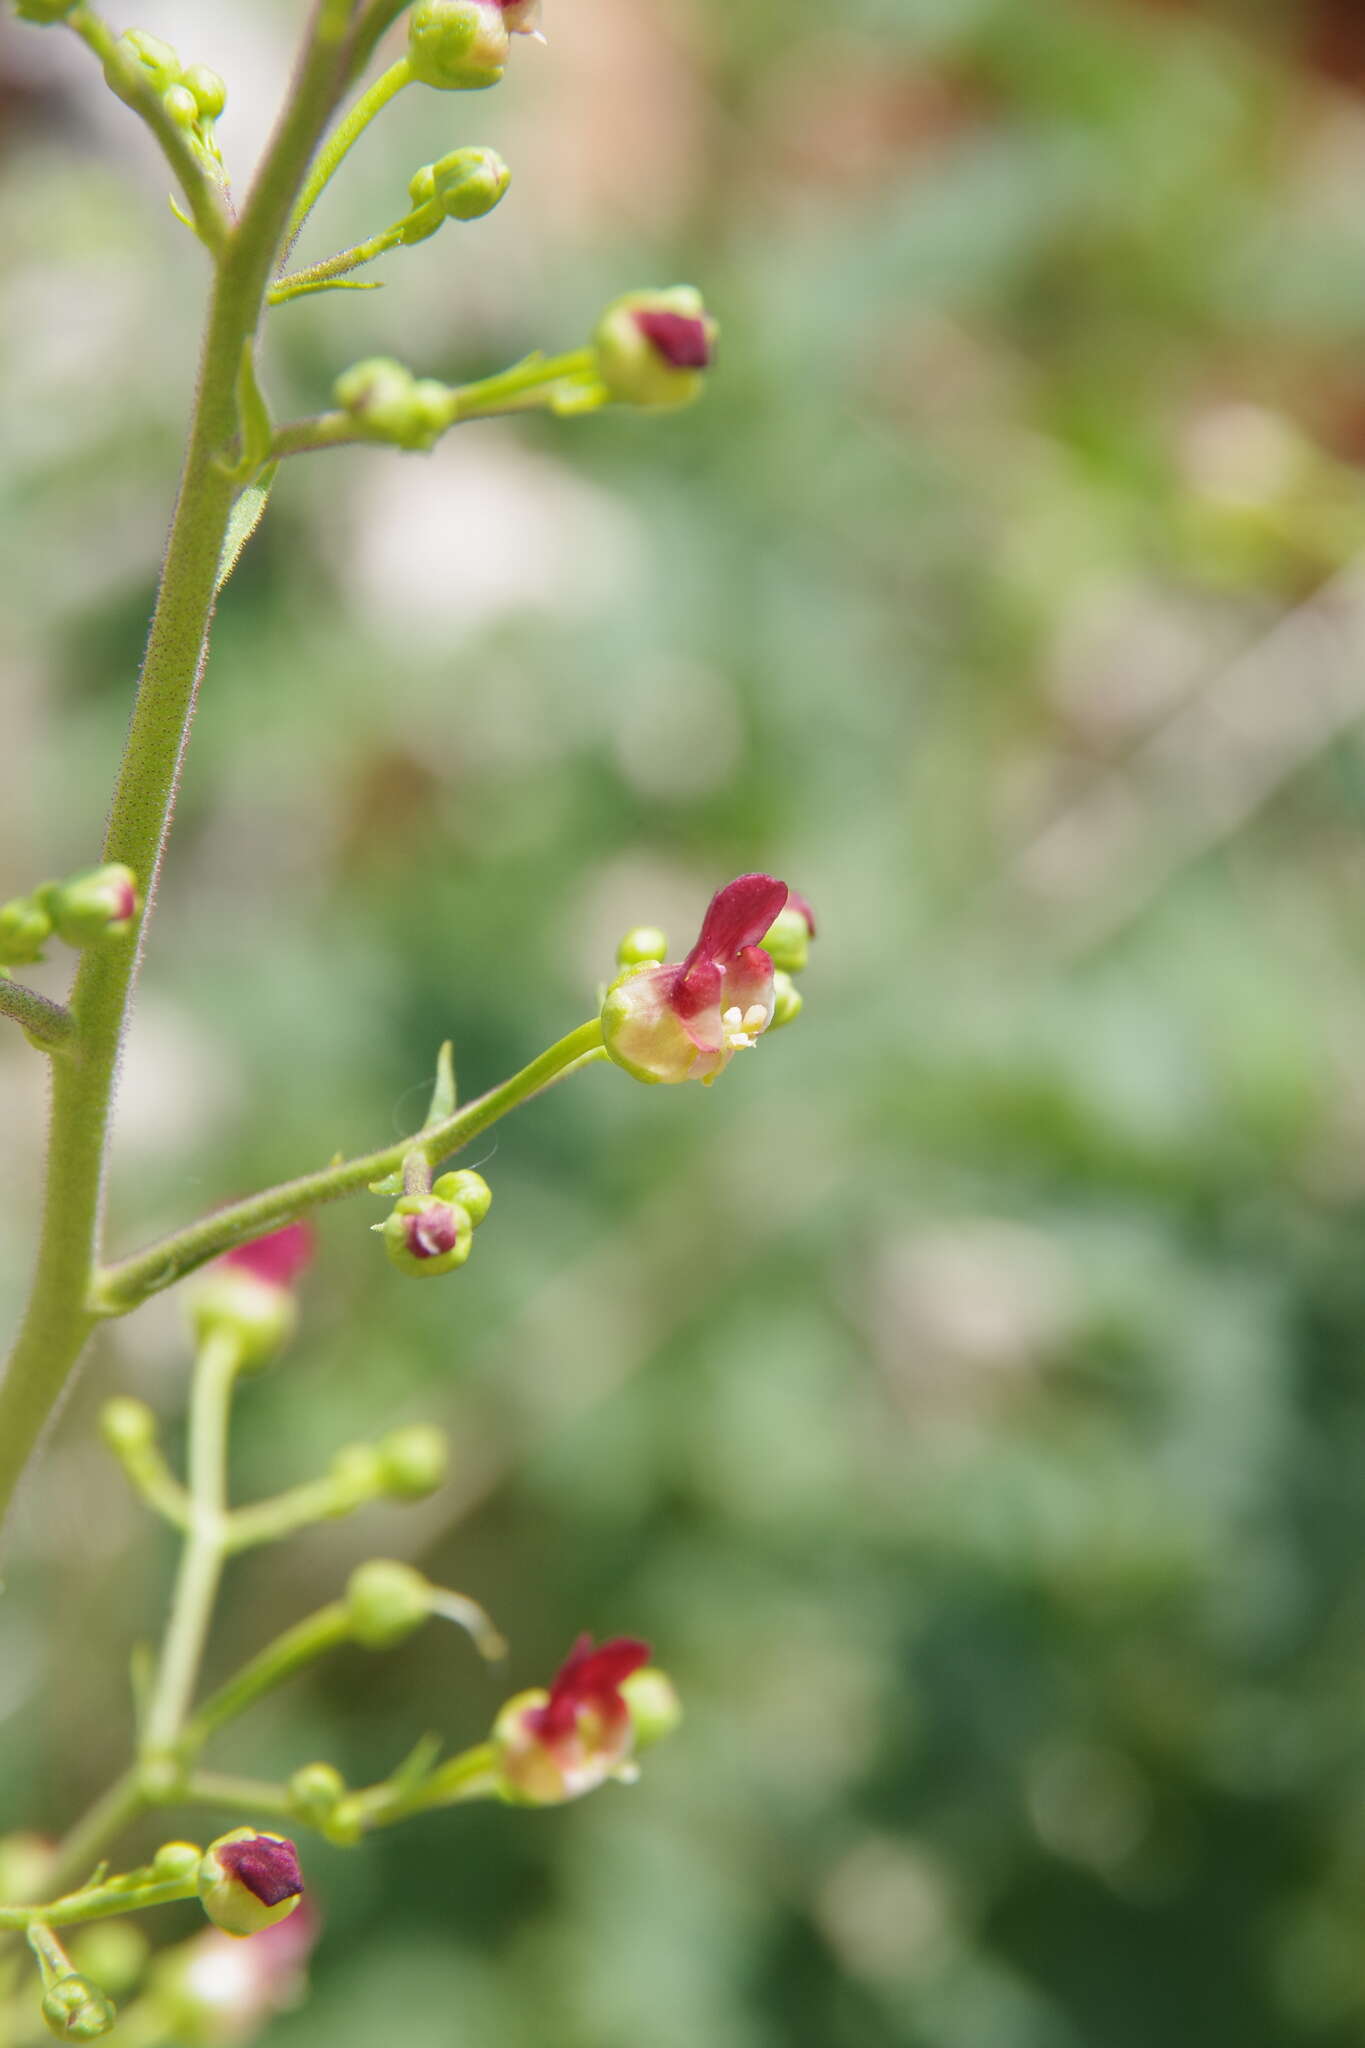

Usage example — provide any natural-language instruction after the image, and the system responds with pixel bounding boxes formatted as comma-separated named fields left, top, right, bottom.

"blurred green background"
left=6, top=0, right=1365, bottom=2041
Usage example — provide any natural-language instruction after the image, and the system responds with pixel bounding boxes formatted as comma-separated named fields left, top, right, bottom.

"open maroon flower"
left=494, top=1635, right=651, bottom=1804
left=602, top=873, right=790, bottom=1084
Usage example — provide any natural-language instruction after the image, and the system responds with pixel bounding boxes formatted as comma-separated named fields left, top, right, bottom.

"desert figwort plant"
left=0, top=2, right=815, bottom=2036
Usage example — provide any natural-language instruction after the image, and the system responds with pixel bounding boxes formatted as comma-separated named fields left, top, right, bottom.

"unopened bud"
left=616, top=926, right=668, bottom=968
left=620, top=1666, right=682, bottom=1749
left=595, top=288, right=716, bottom=412
left=45, top=864, right=138, bottom=946
left=380, top=1194, right=473, bottom=1276
left=183, top=64, right=226, bottom=121
left=345, top=1559, right=432, bottom=1649
left=407, top=0, right=511, bottom=91
left=198, top=1831, right=303, bottom=1940
left=287, top=1762, right=346, bottom=1828
left=432, top=1168, right=492, bottom=1227
left=768, top=970, right=802, bottom=1031
left=760, top=904, right=809, bottom=975
left=377, top=1424, right=450, bottom=1498
left=404, top=146, right=510, bottom=241
left=99, top=1396, right=158, bottom=1457
left=104, top=31, right=182, bottom=107
left=40, top=1976, right=116, bottom=2041
left=334, top=358, right=449, bottom=452
left=162, top=81, right=199, bottom=127
left=0, top=896, right=53, bottom=967
left=152, top=1841, right=202, bottom=1883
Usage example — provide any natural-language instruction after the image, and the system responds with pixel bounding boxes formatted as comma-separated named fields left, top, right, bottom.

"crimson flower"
left=602, top=872, right=791, bottom=1084
left=495, top=1635, right=651, bottom=1804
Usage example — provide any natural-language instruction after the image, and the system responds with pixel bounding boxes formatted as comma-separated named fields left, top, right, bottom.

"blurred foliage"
left=5, top=0, right=1365, bottom=2042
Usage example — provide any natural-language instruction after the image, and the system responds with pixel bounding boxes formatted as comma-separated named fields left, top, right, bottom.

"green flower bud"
left=104, top=31, right=182, bottom=108
left=377, top=1424, right=450, bottom=1498
left=184, top=64, right=226, bottom=121
left=380, top=1193, right=473, bottom=1276
left=408, top=1, right=510, bottom=91
left=616, top=926, right=668, bottom=968
left=345, top=1559, right=433, bottom=1649
left=436, top=145, right=510, bottom=220
left=67, top=1925, right=149, bottom=2003
left=0, top=896, right=53, bottom=967
left=620, top=1666, right=683, bottom=1749
left=152, top=1841, right=202, bottom=1883
left=45, top=864, right=138, bottom=946
left=759, top=904, right=809, bottom=975
left=768, top=969, right=803, bottom=1031
left=99, top=1396, right=157, bottom=1458
left=40, top=1976, right=116, bottom=2041
left=162, top=81, right=200, bottom=128
left=288, top=1762, right=347, bottom=1828
left=198, top=1831, right=303, bottom=1940
left=594, top=288, right=717, bottom=412
left=333, top=358, right=449, bottom=452
left=431, top=1168, right=492, bottom=1227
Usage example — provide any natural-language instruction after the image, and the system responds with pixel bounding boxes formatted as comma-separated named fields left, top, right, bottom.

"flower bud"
left=184, top=64, right=226, bottom=121
left=333, top=358, right=449, bottom=452
left=407, top=1, right=511, bottom=91
left=404, top=147, right=510, bottom=241
left=45, top=865, right=138, bottom=946
left=594, top=288, right=717, bottom=412
left=759, top=904, right=810, bottom=975
left=768, top=969, right=803, bottom=1031
left=287, top=1762, right=347, bottom=1829
left=0, top=895, right=52, bottom=966
left=377, top=1424, right=450, bottom=1498
left=104, top=31, right=182, bottom=108
left=380, top=1194, right=473, bottom=1276
left=187, top=1223, right=313, bottom=1371
left=153, top=1841, right=203, bottom=1883
left=99, top=1396, right=157, bottom=1458
left=432, top=1168, right=492, bottom=1227
left=163, top=81, right=200, bottom=127
left=620, top=1666, right=683, bottom=1749
left=616, top=926, right=668, bottom=968
left=198, top=1832, right=303, bottom=1940
left=40, top=1976, right=116, bottom=2041
left=345, top=1559, right=432, bottom=1649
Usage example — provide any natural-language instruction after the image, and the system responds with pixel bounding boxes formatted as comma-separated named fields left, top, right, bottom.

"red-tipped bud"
left=188, top=1223, right=314, bottom=1369
left=45, top=865, right=139, bottom=946
left=197, top=1832, right=303, bottom=1939
left=594, top=289, right=718, bottom=411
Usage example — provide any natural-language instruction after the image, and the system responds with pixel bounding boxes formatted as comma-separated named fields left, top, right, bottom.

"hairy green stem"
left=284, top=57, right=412, bottom=254
left=270, top=220, right=404, bottom=302
left=0, top=979, right=75, bottom=1053
left=271, top=349, right=602, bottom=459
left=93, top=1019, right=604, bottom=1314
left=0, top=0, right=358, bottom=1532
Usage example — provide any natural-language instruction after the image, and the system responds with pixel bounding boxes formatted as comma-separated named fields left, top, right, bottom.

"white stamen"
left=722, top=1007, right=743, bottom=1026
left=742, top=1005, right=768, bottom=1030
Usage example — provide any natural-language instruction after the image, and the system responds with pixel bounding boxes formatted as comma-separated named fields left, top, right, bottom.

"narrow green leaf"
left=214, top=466, right=278, bottom=594
left=423, top=1041, right=457, bottom=1129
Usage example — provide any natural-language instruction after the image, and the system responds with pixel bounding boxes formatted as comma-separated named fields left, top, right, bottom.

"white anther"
left=722, top=1007, right=743, bottom=1026
left=742, top=1005, right=768, bottom=1030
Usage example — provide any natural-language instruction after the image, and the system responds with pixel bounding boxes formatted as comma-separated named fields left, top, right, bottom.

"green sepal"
left=424, top=1040, right=457, bottom=1127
